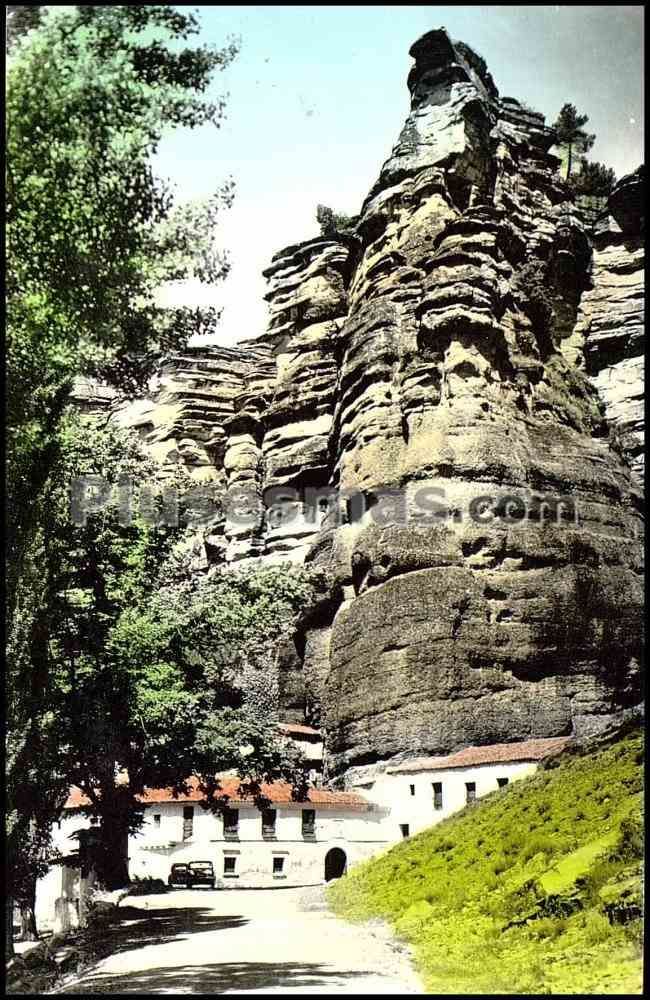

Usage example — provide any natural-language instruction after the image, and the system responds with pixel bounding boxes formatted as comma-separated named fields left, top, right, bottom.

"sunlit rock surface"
left=78, top=29, right=644, bottom=778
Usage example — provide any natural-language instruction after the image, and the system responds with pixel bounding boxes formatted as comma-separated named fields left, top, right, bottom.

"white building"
left=50, top=775, right=391, bottom=894
left=36, top=735, right=573, bottom=931
left=347, top=737, right=574, bottom=840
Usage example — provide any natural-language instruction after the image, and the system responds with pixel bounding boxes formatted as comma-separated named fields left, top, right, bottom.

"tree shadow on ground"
left=58, top=960, right=372, bottom=994
left=97, top=905, right=249, bottom=957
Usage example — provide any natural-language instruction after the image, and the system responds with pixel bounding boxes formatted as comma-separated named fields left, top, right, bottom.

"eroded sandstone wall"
left=296, top=32, right=644, bottom=781
left=82, top=29, right=644, bottom=780
left=572, top=168, right=644, bottom=484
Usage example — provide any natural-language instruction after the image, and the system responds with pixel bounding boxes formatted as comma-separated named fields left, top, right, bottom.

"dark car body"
left=168, top=861, right=216, bottom=889
left=187, top=861, right=216, bottom=888
left=168, top=863, right=190, bottom=887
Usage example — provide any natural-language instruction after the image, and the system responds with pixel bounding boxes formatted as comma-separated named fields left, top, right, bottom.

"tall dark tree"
left=43, top=421, right=314, bottom=890
left=5, top=5, right=237, bottom=955
left=552, top=103, right=596, bottom=180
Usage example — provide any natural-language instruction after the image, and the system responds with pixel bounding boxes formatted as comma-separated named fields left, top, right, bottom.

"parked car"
left=168, top=861, right=216, bottom=889
left=168, top=863, right=190, bottom=888
left=187, top=861, right=216, bottom=888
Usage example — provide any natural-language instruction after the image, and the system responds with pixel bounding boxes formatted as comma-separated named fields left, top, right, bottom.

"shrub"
left=316, top=204, right=358, bottom=236
left=610, top=815, right=643, bottom=862
left=581, top=909, right=613, bottom=946
left=570, top=160, right=616, bottom=197
left=514, top=261, right=554, bottom=344
left=127, top=876, right=168, bottom=896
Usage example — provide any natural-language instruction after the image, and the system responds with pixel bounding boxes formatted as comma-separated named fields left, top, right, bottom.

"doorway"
left=324, top=847, right=347, bottom=881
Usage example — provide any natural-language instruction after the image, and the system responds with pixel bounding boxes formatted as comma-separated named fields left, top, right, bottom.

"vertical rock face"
left=94, top=29, right=643, bottom=779
left=299, top=29, right=642, bottom=779
left=573, top=168, right=645, bottom=484
left=260, top=236, right=354, bottom=561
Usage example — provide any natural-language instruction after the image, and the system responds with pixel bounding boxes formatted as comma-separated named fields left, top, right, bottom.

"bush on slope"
left=328, top=728, right=643, bottom=994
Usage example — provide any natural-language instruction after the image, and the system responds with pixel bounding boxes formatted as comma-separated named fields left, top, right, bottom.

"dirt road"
left=52, top=887, right=422, bottom=994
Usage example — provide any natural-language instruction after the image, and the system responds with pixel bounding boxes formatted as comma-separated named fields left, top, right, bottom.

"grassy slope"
left=329, top=728, right=643, bottom=994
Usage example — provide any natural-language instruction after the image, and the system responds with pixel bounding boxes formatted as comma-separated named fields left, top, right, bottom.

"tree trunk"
left=566, top=141, right=573, bottom=180
left=6, top=896, right=15, bottom=960
left=95, top=813, right=130, bottom=891
left=18, top=873, right=38, bottom=941
left=19, top=904, right=38, bottom=942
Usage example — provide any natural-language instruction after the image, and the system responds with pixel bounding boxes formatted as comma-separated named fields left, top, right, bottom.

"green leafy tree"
left=12, top=418, right=317, bottom=903
left=5, top=5, right=237, bottom=951
left=552, top=103, right=595, bottom=180
left=6, top=4, right=237, bottom=622
left=5, top=4, right=43, bottom=51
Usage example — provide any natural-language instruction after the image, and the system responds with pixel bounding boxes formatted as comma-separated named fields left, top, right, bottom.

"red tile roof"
left=64, top=776, right=369, bottom=812
left=277, top=723, right=322, bottom=739
left=388, top=737, right=574, bottom=773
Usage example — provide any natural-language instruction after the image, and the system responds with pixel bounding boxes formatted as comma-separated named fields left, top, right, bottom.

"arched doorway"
left=324, top=847, right=347, bottom=881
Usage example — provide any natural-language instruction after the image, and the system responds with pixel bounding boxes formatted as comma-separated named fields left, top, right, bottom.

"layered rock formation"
left=89, top=29, right=644, bottom=783
left=300, top=32, right=644, bottom=781
left=572, top=168, right=644, bottom=483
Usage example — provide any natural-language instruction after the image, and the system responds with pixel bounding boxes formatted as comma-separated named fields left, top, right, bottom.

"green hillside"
left=329, top=727, right=643, bottom=994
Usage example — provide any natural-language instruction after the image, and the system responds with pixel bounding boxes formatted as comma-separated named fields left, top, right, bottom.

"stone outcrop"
left=88, top=29, right=644, bottom=783
left=299, top=32, right=644, bottom=781
left=572, top=167, right=644, bottom=483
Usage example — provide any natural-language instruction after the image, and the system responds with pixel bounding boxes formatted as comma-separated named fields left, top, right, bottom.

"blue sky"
left=153, top=5, right=644, bottom=344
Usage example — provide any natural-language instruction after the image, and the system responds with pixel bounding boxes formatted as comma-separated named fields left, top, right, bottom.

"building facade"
left=346, top=737, right=574, bottom=840
left=36, top=736, right=573, bottom=930
left=51, top=777, right=391, bottom=893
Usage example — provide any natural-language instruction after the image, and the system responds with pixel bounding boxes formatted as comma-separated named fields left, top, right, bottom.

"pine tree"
left=552, top=103, right=596, bottom=180
left=571, top=160, right=616, bottom=198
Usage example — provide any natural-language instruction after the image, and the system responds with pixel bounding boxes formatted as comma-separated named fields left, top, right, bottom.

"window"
left=409, top=784, right=416, bottom=797
left=272, top=856, right=285, bottom=875
left=432, top=782, right=443, bottom=810
left=223, top=855, right=237, bottom=877
left=153, top=814, right=161, bottom=827
left=262, top=808, right=277, bottom=839
left=302, top=809, right=316, bottom=837
left=497, top=777, right=509, bottom=789
left=182, top=806, right=194, bottom=840
left=400, top=824, right=410, bottom=838
left=465, top=782, right=476, bottom=804
left=223, top=808, right=239, bottom=840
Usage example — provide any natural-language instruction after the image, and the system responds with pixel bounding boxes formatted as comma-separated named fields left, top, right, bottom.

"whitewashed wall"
left=37, top=757, right=541, bottom=924
left=128, top=802, right=390, bottom=887
left=350, top=760, right=538, bottom=841
left=48, top=801, right=391, bottom=892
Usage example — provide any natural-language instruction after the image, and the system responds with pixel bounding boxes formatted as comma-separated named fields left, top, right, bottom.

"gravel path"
left=51, top=887, right=422, bottom=994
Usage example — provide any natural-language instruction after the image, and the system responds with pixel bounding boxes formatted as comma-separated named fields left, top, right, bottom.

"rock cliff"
left=572, top=168, right=645, bottom=483
left=85, top=29, right=644, bottom=783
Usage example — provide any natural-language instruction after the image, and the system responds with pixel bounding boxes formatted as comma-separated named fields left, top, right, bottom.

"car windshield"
left=172, top=865, right=188, bottom=872
left=190, top=862, right=212, bottom=871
